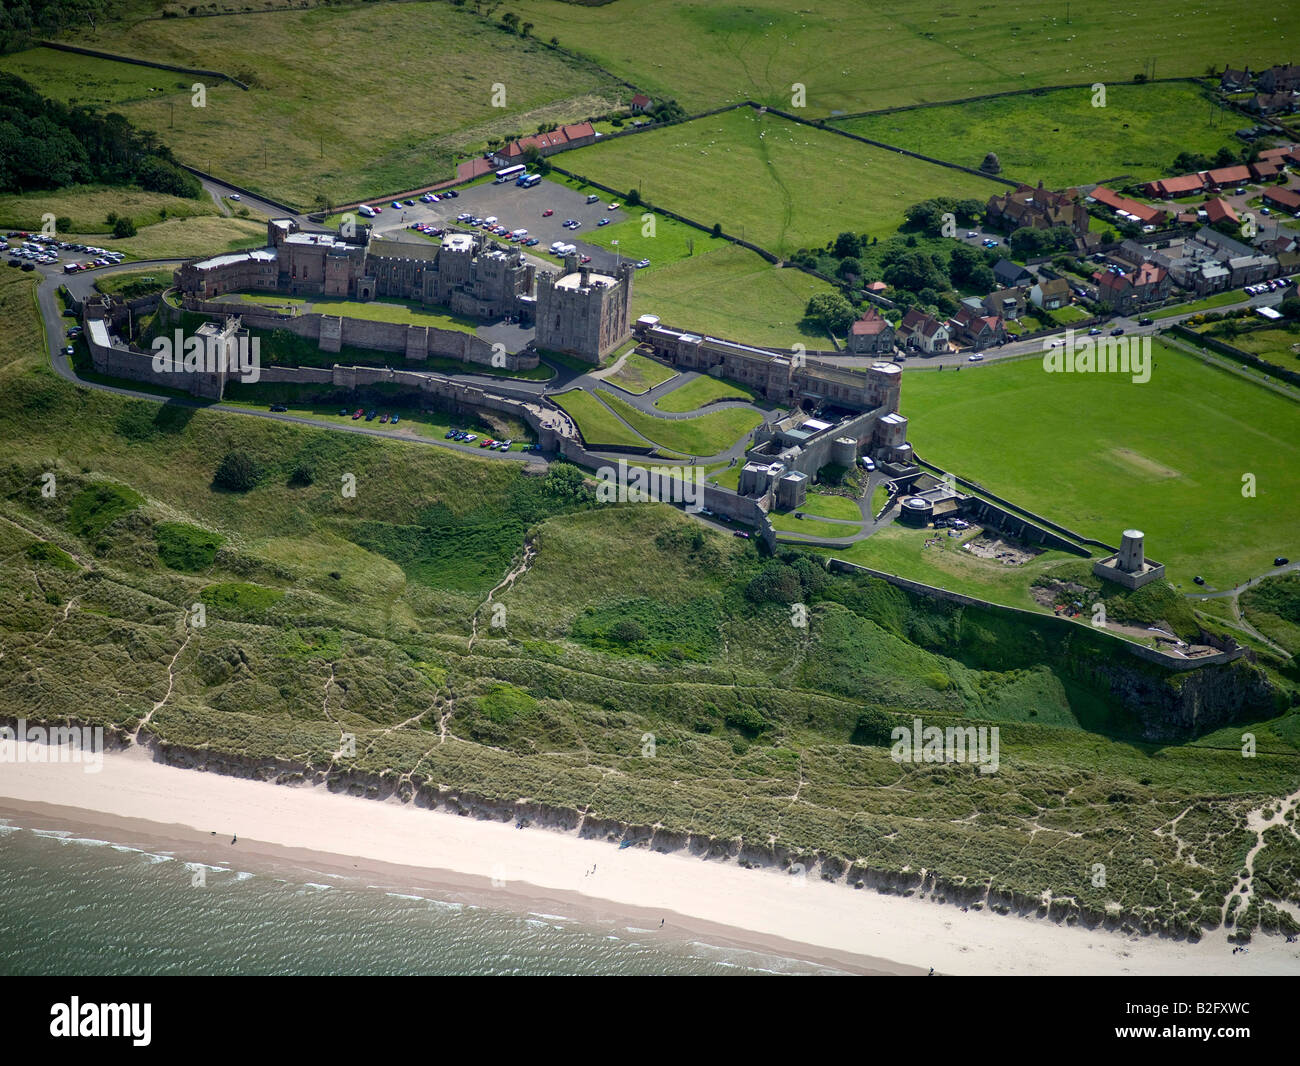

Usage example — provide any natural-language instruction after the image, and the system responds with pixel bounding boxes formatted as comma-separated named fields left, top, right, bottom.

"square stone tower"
left=535, top=258, right=633, bottom=363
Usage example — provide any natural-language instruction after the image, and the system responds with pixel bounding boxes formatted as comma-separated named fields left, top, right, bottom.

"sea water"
left=0, top=820, right=841, bottom=976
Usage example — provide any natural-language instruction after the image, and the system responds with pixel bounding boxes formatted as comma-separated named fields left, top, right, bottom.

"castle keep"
left=176, top=219, right=536, bottom=323
left=534, top=255, right=634, bottom=363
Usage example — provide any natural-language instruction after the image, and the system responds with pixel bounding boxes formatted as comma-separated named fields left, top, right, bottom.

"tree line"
left=0, top=71, right=202, bottom=198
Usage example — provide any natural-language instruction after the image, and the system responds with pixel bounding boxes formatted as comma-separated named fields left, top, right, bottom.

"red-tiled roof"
left=1206, top=164, right=1252, bottom=185
left=851, top=309, right=889, bottom=335
left=630, top=94, right=651, bottom=108
left=1089, top=186, right=1165, bottom=224
left=1264, top=186, right=1300, bottom=211
left=1203, top=197, right=1239, bottom=225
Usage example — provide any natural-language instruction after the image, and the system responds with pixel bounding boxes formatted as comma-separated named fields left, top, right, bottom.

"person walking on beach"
left=231, top=834, right=237, bottom=845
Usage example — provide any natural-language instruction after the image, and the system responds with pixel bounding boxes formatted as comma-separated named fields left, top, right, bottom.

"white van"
left=357, top=204, right=377, bottom=218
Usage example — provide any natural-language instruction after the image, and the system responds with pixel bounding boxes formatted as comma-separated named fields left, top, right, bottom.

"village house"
left=1249, top=160, right=1281, bottom=182
left=492, top=122, right=597, bottom=164
left=846, top=308, right=896, bottom=354
left=1250, top=92, right=1298, bottom=116
left=982, top=286, right=1025, bottom=319
left=1257, top=63, right=1300, bottom=93
left=1203, top=197, right=1240, bottom=227
left=1143, top=173, right=1206, bottom=199
left=1220, top=66, right=1253, bottom=92
left=1091, top=262, right=1171, bottom=313
left=897, top=308, right=950, bottom=354
left=1086, top=185, right=1167, bottom=228
left=1263, top=186, right=1300, bottom=214
left=630, top=93, right=652, bottom=112
left=1029, top=277, right=1070, bottom=310
left=985, top=182, right=1089, bottom=237
left=947, top=307, right=1006, bottom=350
left=992, top=258, right=1033, bottom=288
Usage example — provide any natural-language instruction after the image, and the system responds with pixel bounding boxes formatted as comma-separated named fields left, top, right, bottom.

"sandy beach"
left=2, top=740, right=1297, bottom=975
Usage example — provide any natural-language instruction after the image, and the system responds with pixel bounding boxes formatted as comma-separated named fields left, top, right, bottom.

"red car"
left=542, top=209, right=554, bottom=217
left=352, top=408, right=363, bottom=419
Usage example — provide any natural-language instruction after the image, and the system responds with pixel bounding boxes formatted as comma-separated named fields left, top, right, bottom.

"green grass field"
left=900, top=341, right=1300, bottom=587
left=597, top=389, right=762, bottom=457
left=93, top=268, right=171, bottom=297
left=1149, top=290, right=1248, bottom=319
left=770, top=512, right=860, bottom=537
left=224, top=292, right=478, bottom=333
left=631, top=245, right=834, bottom=347
left=3, top=5, right=622, bottom=207
left=497, top=0, right=1282, bottom=114
left=793, top=493, right=863, bottom=521
left=831, top=82, right=1242, bottom=187
left=654, top=374, right=759, bottom=412
left=0, top=185, right=219, bottom=233
left=602, top=352, right=677, bottom=394
left=563, top=107, right=1002, bottom=255
left=554, top=389, right=650, bottom=450
left=564, top=202, right=729, bottom=271
left=68, top=216, right=266, bottom=261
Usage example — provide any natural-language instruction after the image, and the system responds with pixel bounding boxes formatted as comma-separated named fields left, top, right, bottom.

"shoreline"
left=2, top=742, right=1298, bottom=975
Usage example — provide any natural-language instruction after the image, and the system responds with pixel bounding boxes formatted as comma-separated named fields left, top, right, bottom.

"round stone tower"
left=1118, top=529, right=1145, bottom=573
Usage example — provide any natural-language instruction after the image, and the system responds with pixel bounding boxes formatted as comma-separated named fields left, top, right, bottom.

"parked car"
left=352, top=408, right=364, bottom=419
left=365, top=409, right=377, bottom=421
left=1137, top=317, right=1153, bottom=326
left=445, top=429, right=457, bottom=439
left=1110, top=327, right=1125, bottom=336
left=392, top=201, right=403, bottom=209
left=1275, top=557, right=1290, bottom=567
left=597, top=217, right=610, bottom=226
left=340, top=408, right=350, bottom=416
left=391, top=414, right=399, bottom=425
left=379, top=413, right=389, bottom=423
left=542, top=209, right=554, bottom=217
left=405, top=199, right=415, bottom=206
left=608, top=203, right=619, bottom=210
left=635, top=258, right=651, bottom=268
left=229, top=193, right=241, bottom=201
left=1193, top=575, right=1206, bottom=585
left=580, top=254, right=592, bottom=264
left=525, top=238, right=539, bottom=246
left=1087, top=327, right=1102, bottom=335
left=968, top=353, right=984, bottom=362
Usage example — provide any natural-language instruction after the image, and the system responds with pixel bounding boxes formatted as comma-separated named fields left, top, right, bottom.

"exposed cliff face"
left=1065, top=655, right=1277, bottom=742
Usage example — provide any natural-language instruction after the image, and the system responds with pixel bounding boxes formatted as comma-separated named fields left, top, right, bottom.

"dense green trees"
left=0, top=71, right=201, bottom=197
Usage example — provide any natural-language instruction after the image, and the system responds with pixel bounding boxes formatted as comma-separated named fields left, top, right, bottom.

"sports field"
left=831, top=81, right=1242, bottom=188
left=899, top=342, right=1300, bottom=587
left=564, top=107, right=1002, bottom=255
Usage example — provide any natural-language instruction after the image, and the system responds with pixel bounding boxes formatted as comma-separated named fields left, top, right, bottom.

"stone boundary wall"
left=827, top=77, right=1210, bottom=121
left=913, top=454, right=1119, bottom=555
left=826, top=559, right=1241, bottom=672
left=37, top=40, right=249, bottom=88
left=1169, top=323, right=1300, bottom=387
left=180, top=296, right=536, bottom=370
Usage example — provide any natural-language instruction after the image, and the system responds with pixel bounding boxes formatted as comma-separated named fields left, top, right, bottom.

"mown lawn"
left=603, top=352, right=677, bottom=394
left=598, top=388, right=761, bottom=457
left=654, top=374, right=759, bottom=412
left=899, top=340, right=1300, bottom=587
left=554, top=388, right=650, bottom=449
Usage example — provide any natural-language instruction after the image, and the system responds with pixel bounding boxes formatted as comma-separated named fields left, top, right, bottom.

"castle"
left=175, top=219, right=633, bottom=363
